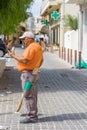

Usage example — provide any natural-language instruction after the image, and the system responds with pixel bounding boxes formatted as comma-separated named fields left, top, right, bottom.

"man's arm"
left=8, top=50, right=29, bottom=64
left=39, top=58, right=43, bottom=67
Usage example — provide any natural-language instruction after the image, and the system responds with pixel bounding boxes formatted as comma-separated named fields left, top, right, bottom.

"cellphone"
left=6, top=47, right=11, bottom=52
left=8, top=48, right=11, bottom=51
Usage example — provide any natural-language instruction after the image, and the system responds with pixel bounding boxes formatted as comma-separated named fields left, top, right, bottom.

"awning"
left=40, top=25, right=49, bottom=34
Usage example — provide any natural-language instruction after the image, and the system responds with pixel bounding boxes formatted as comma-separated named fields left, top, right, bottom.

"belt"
left=22, top=68, right=40, bottom=75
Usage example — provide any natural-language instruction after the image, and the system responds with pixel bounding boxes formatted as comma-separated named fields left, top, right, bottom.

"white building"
left=26, top=12, right=35, bottom=31
left=40, top=0, right=79, bottom=46
left=33, top=17, right=42, bottom=34
left=65, top=0, right=87, bottom=67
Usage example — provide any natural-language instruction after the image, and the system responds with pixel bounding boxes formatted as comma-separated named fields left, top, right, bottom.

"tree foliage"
left=0, top=0, right=34, bottom=34
left=65, top=15, right=78, bottom=30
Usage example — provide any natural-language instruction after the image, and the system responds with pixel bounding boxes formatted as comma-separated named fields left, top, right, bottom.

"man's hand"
left=8, top=50, right=29, bottom=64
left=8, top=50, right=15, bottom=58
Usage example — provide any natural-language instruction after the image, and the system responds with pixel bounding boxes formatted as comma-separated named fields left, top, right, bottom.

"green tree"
left=65, top=15, right=78, bottom=30
left=0, top=0, right=34, bottom=34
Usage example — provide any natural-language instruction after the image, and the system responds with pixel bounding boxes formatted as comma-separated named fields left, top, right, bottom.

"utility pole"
left=78, top=4, right=83, bottom=69
left=60, top=0, right=65, bottom=47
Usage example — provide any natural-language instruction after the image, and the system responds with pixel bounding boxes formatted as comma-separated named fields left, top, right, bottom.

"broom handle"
left=15, top=93, right=24, bottom=112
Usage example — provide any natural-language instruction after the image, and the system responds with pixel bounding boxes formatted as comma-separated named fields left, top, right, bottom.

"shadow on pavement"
left=0, top=66, right=22, bottom=93
left=39, top=112, right=87, bottom=122
left=1, top=67, right=87, bottom=94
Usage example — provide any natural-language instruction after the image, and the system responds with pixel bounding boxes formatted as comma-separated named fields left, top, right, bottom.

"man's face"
left=22, top=37, right=32, bottom=46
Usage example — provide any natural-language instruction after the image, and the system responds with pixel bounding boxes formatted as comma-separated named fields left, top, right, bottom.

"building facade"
left=40, top=0, right=79, bottom=47
left=40, top=0, right=87, bottom=67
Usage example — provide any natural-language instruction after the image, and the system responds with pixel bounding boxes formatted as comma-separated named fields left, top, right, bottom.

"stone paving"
left=0, top=48, right=87, bottom=130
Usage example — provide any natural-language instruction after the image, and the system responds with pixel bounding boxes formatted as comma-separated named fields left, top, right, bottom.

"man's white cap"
left=19, top=31, right=34, bottom=39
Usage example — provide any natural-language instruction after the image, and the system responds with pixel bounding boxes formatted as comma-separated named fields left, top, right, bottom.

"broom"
left=15, top=93, right=24, bottom=112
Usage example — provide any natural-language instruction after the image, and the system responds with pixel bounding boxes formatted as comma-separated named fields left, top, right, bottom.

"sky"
left=30, top=0, right=42, bottom=17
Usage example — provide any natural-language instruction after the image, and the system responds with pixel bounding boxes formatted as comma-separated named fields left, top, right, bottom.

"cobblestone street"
left=0, top=48, right=87, bottom=130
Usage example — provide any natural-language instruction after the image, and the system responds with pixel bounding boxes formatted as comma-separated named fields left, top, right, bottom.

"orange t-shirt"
left=17, top=42, right=43, bottom=72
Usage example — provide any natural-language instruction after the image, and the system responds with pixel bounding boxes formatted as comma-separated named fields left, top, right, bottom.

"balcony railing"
left=41, top=0, right=63, bottom=15
left=65, top=0, right=87, bottom=4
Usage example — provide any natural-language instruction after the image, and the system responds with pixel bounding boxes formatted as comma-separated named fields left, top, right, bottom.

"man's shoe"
left=20, top=117, right=38, bottom=124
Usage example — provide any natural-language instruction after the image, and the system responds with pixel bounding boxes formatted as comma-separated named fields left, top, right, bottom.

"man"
left=39, top=37, right=46, bottom=52
left=8, top=31, right=43, bottom=123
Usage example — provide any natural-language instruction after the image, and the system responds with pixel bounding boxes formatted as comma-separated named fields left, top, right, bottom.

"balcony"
left=40, top=0, right=63, bottom=16
left=65, top=0, right=87, bottom=4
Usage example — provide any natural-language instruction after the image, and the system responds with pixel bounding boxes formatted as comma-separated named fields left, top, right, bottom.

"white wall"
left=60, top=3, right=79, bottom=17
left=64, top=4, right=79, bottom=16
left=60, top=3, right=79, bottom=46
left=82, top=9, right=87, bottom=62
left=64, top=30, right=78, bottom=50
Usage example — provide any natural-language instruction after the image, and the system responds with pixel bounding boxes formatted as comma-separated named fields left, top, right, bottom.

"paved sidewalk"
left=0, top=48, right=87, bottom=130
